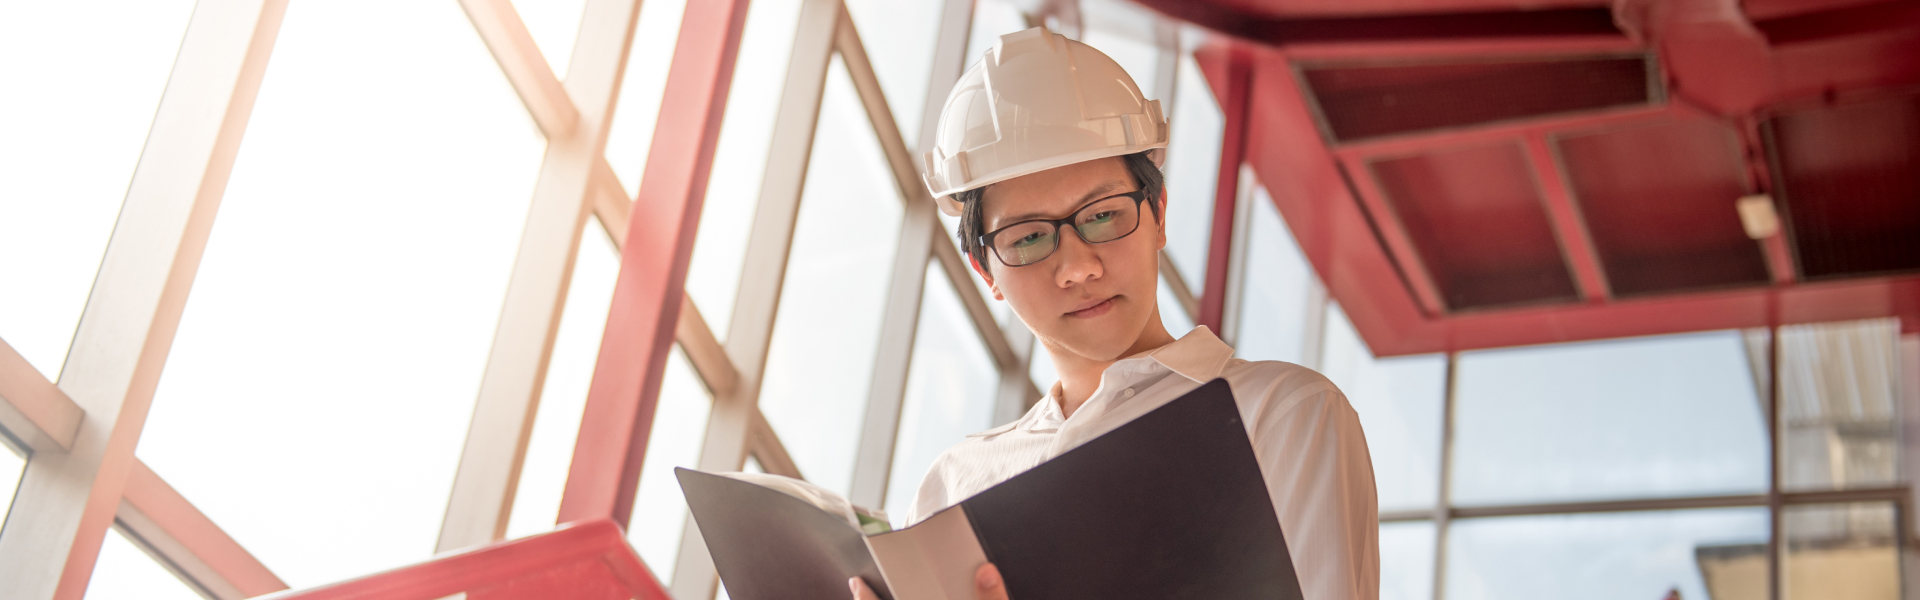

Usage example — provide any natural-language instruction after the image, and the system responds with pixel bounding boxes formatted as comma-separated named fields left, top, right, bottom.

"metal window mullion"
left=454, top=0, right=580, bottom=137
left=588, top=171, right=744, bottom=400
left=844, top=213, right=934, bottom=508
left=1158, top=252, right=1202, bottom=323
left=0, top=1, right=289, bottom=597
left=1769, top=325, right=1784, bottom=600
left=1195, top=45, right=1251, bottom=334
left=835, top=0, right=940, bottom=509
left=115, top=460, right=287, bottom=599
left=557, top=0, right=753, bottom=532
left=437, top=0, right=644, bottom=553
left=1218, top=164, right=1257, bottom=347
left=1432, top=351, right=1459, bottom=600
left=668, top=0, right=841, bottom=596
left=1298, top=278, right=1330, bottom=371
left=846, top=181, right=935, bottom=510
left=0, top=337, right=84, bottom=454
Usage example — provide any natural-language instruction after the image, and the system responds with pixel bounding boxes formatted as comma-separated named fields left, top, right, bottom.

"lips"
left=1065, top=296, right=1116, bottom=318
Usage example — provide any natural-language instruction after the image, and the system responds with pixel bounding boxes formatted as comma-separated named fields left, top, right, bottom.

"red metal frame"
left=1523, top=131, right=1610, bottom=302
left=258, top=519, right=669, bottom=600
left=561, top=0, right=753, bottom=526
left=1150, top=0, right=1920, bottom=356
left=1196, top=43, right=1254, bottom=332
left=1230, top=42, right=1920, bottom=356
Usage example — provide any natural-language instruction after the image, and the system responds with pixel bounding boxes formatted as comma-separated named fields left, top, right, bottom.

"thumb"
left=975, top=563, right=1009, bottom=600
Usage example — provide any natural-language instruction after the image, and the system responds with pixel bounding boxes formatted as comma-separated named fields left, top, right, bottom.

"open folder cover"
left=675, top=378, right=1303, bottom=600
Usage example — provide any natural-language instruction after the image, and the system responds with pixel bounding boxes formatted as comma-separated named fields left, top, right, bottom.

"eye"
left=1086, top=210, right=1118, bottom=223
left=1010, top=231, right=1048, bottom=247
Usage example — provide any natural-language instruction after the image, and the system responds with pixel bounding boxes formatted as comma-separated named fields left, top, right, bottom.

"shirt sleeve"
left=1242, top=370, right=1380, bottom=600
left=905, top=449, right=954, bottom=526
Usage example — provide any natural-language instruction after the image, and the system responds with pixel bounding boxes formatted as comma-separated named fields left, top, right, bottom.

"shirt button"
left=1122, top=388, right=1135, bottom=398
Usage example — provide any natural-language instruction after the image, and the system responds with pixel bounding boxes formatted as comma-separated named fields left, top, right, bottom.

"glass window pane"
left=1452, top=331, right=1769, bottom=505
left=1782, top=502, right=1900, bottom=600
left=1161, top=47, right=1225, bottom=294
left=506, top=228, right=621, bottom=539
left=1080, top=0, right=1164, bottom=95
left=885, top=263, right=999, bottom=524
left=1321, top=304, right=1444, bottom=512
left=1158, top=273, right=1195, bottom=335
left=0, top=1, right=196, bottom=379
left=1779, top=319, right=1902, bottom=492
left=844, top=0, right=943, bottom=147
left=1029, top=335, right=1058, bottom=394
left=1380, top=521, right=1436, bottom=600
left=628, top=346, right=714, bottom=584
left=683, top=0, right=804, bottom=341
left=964, top=0, right=1030, bottom=66
left=1446, top=508, right=1770, bottom=600
left=510, top=0, right=586, bottom=77
left=83, top=527, right=206, bottom=600
left=757, top=57, right=904, bottom=497
left=135, top=0, right=546, bottom=587
left=0, top=439, right=23, bottom=537
left=1232, top=185, right=1313, bottom=363
left=602, top=0, right=687, bottom=198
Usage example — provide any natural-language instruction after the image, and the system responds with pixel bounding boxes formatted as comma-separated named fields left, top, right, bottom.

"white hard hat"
left=921, top=27, right=1169, bottom=216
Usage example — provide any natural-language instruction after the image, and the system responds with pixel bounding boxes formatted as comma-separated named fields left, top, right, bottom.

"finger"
left=849, top=576, right=881, bottom=600
left=975, top=563, right=1010, bottom=600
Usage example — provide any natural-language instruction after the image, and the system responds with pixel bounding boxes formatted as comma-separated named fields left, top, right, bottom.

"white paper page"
left=863, top=506, right=989, bottom=600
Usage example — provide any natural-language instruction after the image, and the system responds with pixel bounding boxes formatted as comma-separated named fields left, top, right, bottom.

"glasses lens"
left=1073, top=195, right=1141, bottom=244
left=994, top=221, right=1059, bottom=266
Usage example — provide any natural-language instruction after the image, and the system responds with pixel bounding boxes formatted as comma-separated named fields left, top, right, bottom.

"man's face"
left=975, top=156, right=1167, bottom=363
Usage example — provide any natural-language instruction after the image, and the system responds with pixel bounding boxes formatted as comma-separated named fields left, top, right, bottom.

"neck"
left=1046, top=306, right=1178, bottom=418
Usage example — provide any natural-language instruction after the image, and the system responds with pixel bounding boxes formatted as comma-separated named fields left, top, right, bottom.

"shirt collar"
left=1144, top=325, right=1236, bottom=383
left=1019, top=326, right=1234, bottom=432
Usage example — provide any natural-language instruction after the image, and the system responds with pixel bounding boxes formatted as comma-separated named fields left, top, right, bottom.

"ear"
left=969, top=253, right=1006, bottom=301
left=1153, top=188, right=1169, bottom=250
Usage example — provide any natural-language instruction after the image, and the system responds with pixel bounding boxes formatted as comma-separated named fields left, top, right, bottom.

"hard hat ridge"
left=920, top=26, right=1171, bottom=216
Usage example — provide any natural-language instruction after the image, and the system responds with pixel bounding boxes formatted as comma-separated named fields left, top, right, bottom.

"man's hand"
left=848, top=563, right=1009, bottom=600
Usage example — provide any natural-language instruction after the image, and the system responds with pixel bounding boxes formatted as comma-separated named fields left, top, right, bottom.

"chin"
left=1051, top=312, right=1146, bottom=361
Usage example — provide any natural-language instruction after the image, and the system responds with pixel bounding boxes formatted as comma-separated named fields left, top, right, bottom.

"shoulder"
left=1218, top=359, right=1356, bottom=429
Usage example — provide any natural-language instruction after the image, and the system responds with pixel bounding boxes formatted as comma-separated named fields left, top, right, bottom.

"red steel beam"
left=1196, top=43, right=1254, bottom=332
left=1524, top=132, right=1611, bottom=302
left=259, top=519, right=668, bottom=600
left=559, top=0, right=752, bottom=527
left=1336, top=153, right=1449, bottom=317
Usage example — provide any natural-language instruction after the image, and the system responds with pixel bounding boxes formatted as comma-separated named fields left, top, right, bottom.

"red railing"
left=256, top=519, right=672, bottom=600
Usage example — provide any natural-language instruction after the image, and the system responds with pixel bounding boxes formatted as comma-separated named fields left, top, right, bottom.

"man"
left=852, top=27, right=1378, bottom=600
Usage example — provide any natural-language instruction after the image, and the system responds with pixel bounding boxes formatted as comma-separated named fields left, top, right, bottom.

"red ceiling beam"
left=560, top=0, right=751, bottom=527
left=1753, top=0, right=1920, bottom=46
left=1132, top=1, right=1621, bottom=44
left=1334, top=154, right=1448, bottom=316
left=1241, top=41, right=1920, bottom=356
left=1523, top=132, right=1611, bottom=302
left=1197, top=44, right=1254, bottom=333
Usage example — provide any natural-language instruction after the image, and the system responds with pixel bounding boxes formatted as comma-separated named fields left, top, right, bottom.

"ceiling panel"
left=1557, top=119, right=1771, bottom=296
left=1204, top=0, right=1606, bottom=17
left=1769, top=93, right=1920, bottom=280
left=1370, top=143, right=1579, bottom=310
left=1302, top=55, right=1654, bottom=142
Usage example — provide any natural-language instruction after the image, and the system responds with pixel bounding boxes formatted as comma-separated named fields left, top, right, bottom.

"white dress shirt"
left=907, top=326, right=1379, bottom=600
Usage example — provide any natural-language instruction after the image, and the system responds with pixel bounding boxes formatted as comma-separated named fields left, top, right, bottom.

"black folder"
left=677, top=378, right=1303, bottom=600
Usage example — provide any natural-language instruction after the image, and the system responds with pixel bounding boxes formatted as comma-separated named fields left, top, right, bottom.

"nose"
left=1051, top=225, right=1103, bottom=288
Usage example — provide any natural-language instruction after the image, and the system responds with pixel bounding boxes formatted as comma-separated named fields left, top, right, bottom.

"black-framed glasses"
left=978, top=190, right=1152, bottom=267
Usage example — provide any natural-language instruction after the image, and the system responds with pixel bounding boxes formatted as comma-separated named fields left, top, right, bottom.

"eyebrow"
left=992, top=180, right=1131, bottom=229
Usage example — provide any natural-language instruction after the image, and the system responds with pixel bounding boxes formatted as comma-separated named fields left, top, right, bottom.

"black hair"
left=955, top=151, right=1165, bottom=272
